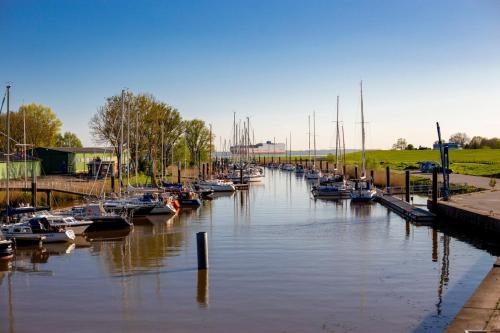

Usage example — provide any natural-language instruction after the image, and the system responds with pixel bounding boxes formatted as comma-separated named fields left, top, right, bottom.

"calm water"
left=0, top=170, right=496, bottom=333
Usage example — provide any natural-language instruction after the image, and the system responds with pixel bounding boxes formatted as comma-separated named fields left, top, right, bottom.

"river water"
left=0, top=170, right=496, bottom=332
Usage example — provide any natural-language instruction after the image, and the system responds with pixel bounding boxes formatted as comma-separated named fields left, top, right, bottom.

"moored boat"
left=0, top=240, right=13, bottom=260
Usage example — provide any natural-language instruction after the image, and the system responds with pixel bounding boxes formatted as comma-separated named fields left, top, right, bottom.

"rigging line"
left=0, top=91, right=6, bottom=114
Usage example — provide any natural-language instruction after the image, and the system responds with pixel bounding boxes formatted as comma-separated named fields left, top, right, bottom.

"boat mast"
left=360, top=81, right=366, bottom=178
left=127, top=97, right=130, bottom=187
left=313, top=111, right=317, bottom=169
left=135, top=107, right=139, bottom=186
left=308, top=115, right=311, bottom=167
left=342, top=124, right=346, bottom=173
left=6, top=85, right=10, bottom=222
left=335, top=96, right=340, bottom=171
left=232, top=112, right=236, bottom=162
left=161, top=122, right=164, bottom=180
left=289, top=131, right=292, bottom=164
left=119, top=89, right=125, bottom=196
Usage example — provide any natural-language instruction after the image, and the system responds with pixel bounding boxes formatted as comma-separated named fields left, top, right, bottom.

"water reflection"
left=196, top=269, right=209, bottom=307
left=94, top=215, right=184, bottom=275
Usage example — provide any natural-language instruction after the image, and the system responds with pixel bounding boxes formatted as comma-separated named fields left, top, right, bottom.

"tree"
left=406, top=144, right=415, bottom=150
left=392, top=138, right=407, bottom=150
left=184, top=119, right=212, bottom=167
left=0, top=103, right=62, bottom=151
left=55, top=132, right=83, bottom=147
left=449, top=132, right=470, bottom=147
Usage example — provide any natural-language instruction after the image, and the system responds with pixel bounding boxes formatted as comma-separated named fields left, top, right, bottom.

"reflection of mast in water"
left=8, top=270, right=14, bottom=333
left=405, top=221, right=410, bottom=239
left=436, top=234, right=450, bottom=315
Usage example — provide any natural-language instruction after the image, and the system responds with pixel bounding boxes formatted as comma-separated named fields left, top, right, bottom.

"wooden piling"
left=196, top=232, right=209, bottom=270
left=31, top=167, right=37, bottom=207
left=386, top=166, right=391, bottom=194
left=405, top=170, right=410, bottom=202
left=432, top=168, right=438, bottom=209
left=177, top=162, right=181, bottom=184
left=354, top=166, right=358, bottom=179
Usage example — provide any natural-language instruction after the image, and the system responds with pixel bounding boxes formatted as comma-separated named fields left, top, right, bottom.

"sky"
left=1, top=0, right=499, bottom=150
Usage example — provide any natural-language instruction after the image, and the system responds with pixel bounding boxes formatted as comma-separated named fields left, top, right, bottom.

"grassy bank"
left=331, top=149, right=500, bottom=177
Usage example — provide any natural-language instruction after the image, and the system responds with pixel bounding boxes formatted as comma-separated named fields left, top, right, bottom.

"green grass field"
left=329, top=149, right=500, bottom=177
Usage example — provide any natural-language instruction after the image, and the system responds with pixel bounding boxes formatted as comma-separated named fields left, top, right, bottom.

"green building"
left=34, top=147, right=118, bottom=175
left=0, top=155, right=41, bottom=180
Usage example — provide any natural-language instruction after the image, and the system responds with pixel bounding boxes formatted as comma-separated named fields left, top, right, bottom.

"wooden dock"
left=375, top=192, right=436, bottom=223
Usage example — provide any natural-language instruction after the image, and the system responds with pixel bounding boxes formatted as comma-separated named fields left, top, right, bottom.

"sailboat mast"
left=126, top=96, right=130, bottom=187
left=135, top=108, right=139, bottom=186
left=335, top=96, right=340, bottom=170
left=289, top=131, right=292, bottom=164
left=119, top=89, right=125, bottom=196
left=6, top=85, right=10, bottom=221
left=342, top=124, right=346, bottom=173
left=308, top=115, right=311, bottom=165
left=313, top=111, right=317, bottom=168
left=360, top=81, right=366, bottom=178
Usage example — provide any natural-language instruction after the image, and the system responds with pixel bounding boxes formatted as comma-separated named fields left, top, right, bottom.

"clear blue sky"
left=1, top=0, right=499, bottom=150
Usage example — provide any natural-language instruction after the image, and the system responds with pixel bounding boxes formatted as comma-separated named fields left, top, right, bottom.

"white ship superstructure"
left=230, top=141, right=286, bottom=155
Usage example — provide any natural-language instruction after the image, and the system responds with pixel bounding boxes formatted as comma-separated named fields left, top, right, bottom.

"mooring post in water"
left=370, top=170, right=374, bottom=185
left=271, top=156, right=274, bottom=163
left=177, top=162, right=181, bottom=184
left=343, top=165, right=346, bottom=176
left=263, top=156, right=266, bottom=164
left=432, top=168, right=438, bottom=209
left=31, top=167, right=37, bottom=207
left=196, top=232, right=209, bottom=270
left=202, top=164, right=205, bottom=180
left=405, top=170, right=410, bottom=202
left=386, top=166, right=391, bottom=194
left=240, top=167, right=243, bottom=184
left=46, top=190, right=52, bottom=209
left=111, top=167, right=115, bottom=193
left=320, top=160, right=323, bottom=171
left=326, top=162, right=329, bottom=172
left=354, top=166, right=358, bottom=179
left=278, top=156, right=281, bottom=163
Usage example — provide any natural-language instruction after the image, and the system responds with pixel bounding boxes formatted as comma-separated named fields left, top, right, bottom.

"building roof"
left=36, top=147, right=116, bottom=154
left=0, top=153, right=39, bottom=162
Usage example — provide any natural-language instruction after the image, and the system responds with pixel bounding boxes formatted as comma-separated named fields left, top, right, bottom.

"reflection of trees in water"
left=93, top=215, right=186, bottom=274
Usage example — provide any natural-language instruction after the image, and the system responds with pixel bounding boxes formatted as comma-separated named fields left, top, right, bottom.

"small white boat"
left=34, top=212, right=93, bottom=235
left=2, top=217, right=75, bottom=243
left=196, top=179, right=236, bottom=192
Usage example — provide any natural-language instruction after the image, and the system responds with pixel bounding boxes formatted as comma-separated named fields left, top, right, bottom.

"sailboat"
left=351, top=81, right=376, bottom=202
left=305, top=112, right=321, bottom=180
left=313, top=96, right=351, bottom=198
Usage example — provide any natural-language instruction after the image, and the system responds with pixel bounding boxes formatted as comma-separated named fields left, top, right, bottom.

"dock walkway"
left=445, top=257, right=500, bottom=332
left=374, top=191, right=435, bottom=223
left=434, top=190, right=500, bottom=233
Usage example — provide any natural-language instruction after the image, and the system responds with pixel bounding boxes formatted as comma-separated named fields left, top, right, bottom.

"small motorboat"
left=34, top=212, right=93, bottom=235
left=196, top=179, right=236, bottom=192
left=2, top=217, right=75, bottom=243
left=304, top=168, right=321, bottom=180
left=67, top=204, right=132, bottom=232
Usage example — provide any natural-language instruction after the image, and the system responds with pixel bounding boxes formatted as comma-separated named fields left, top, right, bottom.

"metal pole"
left=386, top=166, right=391, bottom=194
left=31, top=166, right=37, bottom=207
left=196, top=232, right=209, bottom=270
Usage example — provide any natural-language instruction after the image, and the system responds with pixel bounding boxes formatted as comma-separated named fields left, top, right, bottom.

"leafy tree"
left=406, top=144, right=415, bottom=150
left=392, top=138, right=407, bottom=150
left=449, top=132, right=470, bottom=146
left=184, top=119, right=212, bottom=167
left=55, top=132, right=83, bottom=147
left=0, top=103, right=62, bottom=151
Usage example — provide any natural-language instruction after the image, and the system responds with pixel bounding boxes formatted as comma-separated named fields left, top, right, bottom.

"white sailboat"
left=351, top=81, right=376, bottom=202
